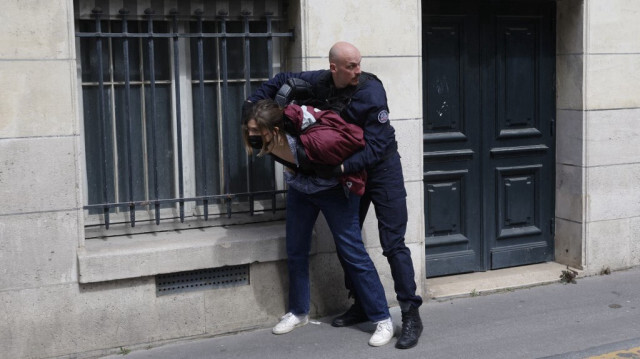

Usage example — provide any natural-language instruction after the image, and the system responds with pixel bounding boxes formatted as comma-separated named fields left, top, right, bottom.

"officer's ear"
left=329, top=62, right=337, bottom=73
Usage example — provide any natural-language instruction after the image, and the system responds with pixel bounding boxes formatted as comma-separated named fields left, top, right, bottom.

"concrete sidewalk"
left=102, top=264, right=640, bottom=359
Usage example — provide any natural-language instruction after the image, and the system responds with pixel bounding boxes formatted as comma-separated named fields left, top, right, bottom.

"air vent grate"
left=156, top=265, right=249, bottom=296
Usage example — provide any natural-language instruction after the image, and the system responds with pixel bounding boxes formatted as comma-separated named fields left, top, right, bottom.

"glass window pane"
left=249, top=21, right=269, bottom=78
left=112, top=21, right=142, bottom=82
left=251, top=156, right=275, bottom=193
left=225, top=83, right=248, bottom=194
left=114, top=85, right=145, bottom=203
left=142, top=21, right=171, bottom=81
left=79, top=20, right=110, bottom=83
left=190, top=21, right=219, bottom=80
left=82, top=86, right=115, bottom=209
left=226, top=21, right=244, bottom=79
left=145, top=84, right=174, bottom=205
left=192, top=83, right=220, bottom=197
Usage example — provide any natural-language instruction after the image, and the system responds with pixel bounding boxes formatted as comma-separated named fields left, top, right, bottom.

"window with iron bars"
left=75, top=3, right=292, bottom=236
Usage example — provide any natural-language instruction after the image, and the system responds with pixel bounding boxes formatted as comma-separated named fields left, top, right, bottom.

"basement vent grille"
left=156, top=265, right=249, bottom=296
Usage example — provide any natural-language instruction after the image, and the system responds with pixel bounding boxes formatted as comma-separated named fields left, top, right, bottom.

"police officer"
left=245, top=41, right=423, bottom=349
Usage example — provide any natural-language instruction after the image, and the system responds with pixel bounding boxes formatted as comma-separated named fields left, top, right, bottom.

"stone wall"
left=0, top=1, right=424, bottom=358
left=555, top=0, right=640, bottom=273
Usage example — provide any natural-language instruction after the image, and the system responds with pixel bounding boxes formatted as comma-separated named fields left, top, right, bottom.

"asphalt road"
left=103, top=266, right=640, bottom=359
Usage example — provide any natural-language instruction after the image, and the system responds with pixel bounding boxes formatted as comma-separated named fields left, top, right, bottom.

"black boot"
left=395, top=306, right=423, bottom=349
left=331, top=302, right=368, bottom=327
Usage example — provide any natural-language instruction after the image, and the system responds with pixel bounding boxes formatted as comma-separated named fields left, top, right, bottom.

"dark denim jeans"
left=285, top=185, right=390, bottom=322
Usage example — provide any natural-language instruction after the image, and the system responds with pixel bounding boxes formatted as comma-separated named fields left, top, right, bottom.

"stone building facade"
left=0, top=0, right=639, bottom=358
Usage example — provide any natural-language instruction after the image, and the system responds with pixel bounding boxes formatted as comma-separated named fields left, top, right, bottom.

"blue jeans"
left=286, top=185, right=390, bottom=322
left=342, top=152, right=423, bottom=309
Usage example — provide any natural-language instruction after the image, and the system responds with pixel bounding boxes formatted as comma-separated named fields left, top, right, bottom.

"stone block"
left=586, top=218, right=631, bottom=272
left=309, top=252, right=354, bottom=316
left=586, top=54, right=640, bottom=110
left=556, top=54, right=584, bottom=110
left=0, top=211, right=79, bottom=291
left=1, top=280, right=205, bottom=359
left=0, top=60, right=77, bottom=138
left=556, top=163, right=584, bottom=223
left=586, top=164, right=640, bottom=221
left=557, top=0, right=584, bottom=55
left=366, top=57, right=422, bottom=121
left=0, top=0, right=73, bottom=59
left=78, top=221, right=287, bottom=283
left=395, top=119, right=423, bottom=182
left=554, top=217, right=584, bottom=269
left=556, top=109, right=584, bottom=166
left=405, top=180, right=424, bottom=245
left=304, top=57, right=328, bottom=72
left=630, top=217, right=640, bottom=268
left=204, top=261, right=289, bottom=334
left=588, top=0, right=640, bottom=54
left=0, top=137, right=79, bottom=215
left=304, top=0, right=420, bottom=58
left=585, top=108, right=640, bottom=166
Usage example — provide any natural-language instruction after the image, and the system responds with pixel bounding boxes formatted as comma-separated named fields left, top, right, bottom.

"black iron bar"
left=171, top=10, right=185, bottom=223
left=145, top=9, right=161, bottom=225
left=266, top=13, right=277, bottom=214
left=218, top=12, right=232, bottom=218
left=120, top=9, right=136, bottom=227
left=242, top=12, right=254, bottom=216
left=93, top=8, right=111, bottom=229
left=195, top=10, right=209, bottom=220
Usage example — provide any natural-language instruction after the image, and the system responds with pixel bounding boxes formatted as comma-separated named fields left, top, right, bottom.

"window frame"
left=75, top=7, right=292, bottom=237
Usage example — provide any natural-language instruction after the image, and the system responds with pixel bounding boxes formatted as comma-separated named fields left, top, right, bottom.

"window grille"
left=75, top=1, right=293, bottom=231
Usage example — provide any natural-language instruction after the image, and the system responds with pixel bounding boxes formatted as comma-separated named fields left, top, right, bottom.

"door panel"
left=483, top=2, right=555, bottom=270
left=423, top=5, right=483, bottom=277
left=423, top=0, right=555, bottom=277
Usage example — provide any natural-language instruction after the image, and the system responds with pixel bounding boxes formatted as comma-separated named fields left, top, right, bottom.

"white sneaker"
left=368, top=318, right=394, bottom=347
left=272, top=312, right=309, bottom=335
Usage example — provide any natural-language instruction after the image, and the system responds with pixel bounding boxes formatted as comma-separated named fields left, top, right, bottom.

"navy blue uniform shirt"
left=247, top=70, right=397, bottom=174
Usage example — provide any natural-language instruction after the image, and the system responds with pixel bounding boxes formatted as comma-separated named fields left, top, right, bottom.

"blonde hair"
left=241, top=99, right=286, bottom=156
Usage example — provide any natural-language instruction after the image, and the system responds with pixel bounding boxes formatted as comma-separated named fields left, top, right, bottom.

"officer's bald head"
left=329, top=42, right=360, bottom=64
left=329, top=42, right=362, bottom=89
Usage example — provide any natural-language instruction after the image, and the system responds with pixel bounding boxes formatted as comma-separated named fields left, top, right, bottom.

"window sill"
left=77, top=220, right=286, bottom=283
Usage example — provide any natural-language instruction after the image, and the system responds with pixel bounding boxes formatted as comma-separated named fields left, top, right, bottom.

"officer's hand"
left=313, top=163, right=343, bottom=179
left=275, top=78, right=314, bottom=107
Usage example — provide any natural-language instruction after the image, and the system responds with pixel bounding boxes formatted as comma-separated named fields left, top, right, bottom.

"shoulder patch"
left=377, top=110, right=389, bottom=124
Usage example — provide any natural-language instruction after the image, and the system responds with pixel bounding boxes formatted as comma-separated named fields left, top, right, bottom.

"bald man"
left=246, top=41, right=423, bottom=349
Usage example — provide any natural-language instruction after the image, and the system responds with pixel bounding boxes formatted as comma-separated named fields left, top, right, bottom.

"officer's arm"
left=247, top=72, right=295, bottom=103
left=246, top=71, right=323, bottom=103
left=341, top=92, right=394, bottom=174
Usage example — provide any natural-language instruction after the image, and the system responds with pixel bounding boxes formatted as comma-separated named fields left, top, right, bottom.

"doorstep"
left=426, top=262, right=581, bottom=300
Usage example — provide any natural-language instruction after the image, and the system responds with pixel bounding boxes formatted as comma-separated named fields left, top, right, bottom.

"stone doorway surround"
left=555, top=0, right=640, bottom=274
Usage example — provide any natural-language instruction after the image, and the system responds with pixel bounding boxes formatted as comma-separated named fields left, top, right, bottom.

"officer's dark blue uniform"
left=248, top=69, right=423, bottom=348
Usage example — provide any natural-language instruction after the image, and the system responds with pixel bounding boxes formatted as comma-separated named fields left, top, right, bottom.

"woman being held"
left=241, top=99, right=394, bottom=347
